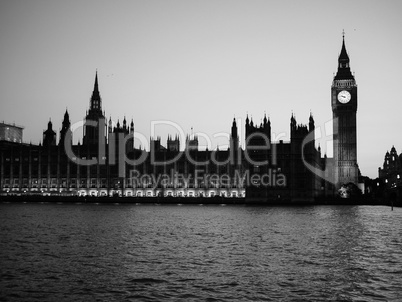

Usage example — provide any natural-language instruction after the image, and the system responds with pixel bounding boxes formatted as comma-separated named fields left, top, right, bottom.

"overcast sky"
left=1, top=0, right=401, bottom=178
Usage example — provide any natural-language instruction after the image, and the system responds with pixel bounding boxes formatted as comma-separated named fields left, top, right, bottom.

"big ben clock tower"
left=332, top=33, right=358, bottom=188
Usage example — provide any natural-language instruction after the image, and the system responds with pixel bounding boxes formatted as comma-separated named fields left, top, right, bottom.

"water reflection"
left=1, top=203, right=401, bottom=301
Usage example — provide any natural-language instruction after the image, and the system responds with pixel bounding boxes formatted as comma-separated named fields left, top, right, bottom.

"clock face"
left=337, top=90, right=351, bottom=104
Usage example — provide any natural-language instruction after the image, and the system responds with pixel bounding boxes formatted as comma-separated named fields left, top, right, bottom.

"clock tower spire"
left=334, top=33, right=353, bottom=80
left=331, top=33, right=358, bottom=190
left=83, top=71, right=106, bottom=146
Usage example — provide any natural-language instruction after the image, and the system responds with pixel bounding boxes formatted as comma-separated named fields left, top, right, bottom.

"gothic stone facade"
left=0, top=37, right=358, bottom=201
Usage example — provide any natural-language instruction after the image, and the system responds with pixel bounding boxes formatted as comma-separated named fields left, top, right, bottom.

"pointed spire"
left=291, top=112, right=296, bottom=130
left=130, top=123, right=134, bottom=134
left=231, top=117, right=238, bottom=139
left=89, top=70, right=102, bottom=112
left=94, top=70, right=99, bottom=92
left=108, top=116, right=112, bottom=133
left=62, top=109, right=70, bottom=125
left=335, top=31, right=354, bottom=80
left=309, top=111, right=315, bottom=132
left=339, top=31, right=350, bottom=64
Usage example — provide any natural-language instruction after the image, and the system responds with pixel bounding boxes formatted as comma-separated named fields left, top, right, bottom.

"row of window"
left=79, top=191, right=244, bottom=198
left=1, top=179, right=243, bottom=189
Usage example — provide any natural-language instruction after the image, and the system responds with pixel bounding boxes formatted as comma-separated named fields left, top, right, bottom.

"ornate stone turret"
left=83, top=71, right=106, bottom=146
left=59, top=109, right=71, bottom=147
left=43, top=119, right=56, bottom=147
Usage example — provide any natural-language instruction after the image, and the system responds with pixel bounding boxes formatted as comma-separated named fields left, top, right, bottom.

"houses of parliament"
left=0, top=36, right=360, bottom=202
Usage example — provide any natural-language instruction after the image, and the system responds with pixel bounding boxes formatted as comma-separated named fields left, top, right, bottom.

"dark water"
left=1, top=202, right=402, bottom=301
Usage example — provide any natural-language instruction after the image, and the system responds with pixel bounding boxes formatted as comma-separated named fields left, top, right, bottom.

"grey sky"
left=1, top=0, right=401, bottom=178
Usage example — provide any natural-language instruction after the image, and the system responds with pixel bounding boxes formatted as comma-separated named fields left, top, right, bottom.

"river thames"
left=1, top=202, right=401, bottom=301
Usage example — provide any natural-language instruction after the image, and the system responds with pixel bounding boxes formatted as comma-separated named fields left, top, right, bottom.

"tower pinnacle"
left=339, top=32, right=350, bottom=64
left=334, top=32, right=354, bottom=80
left=89, top=70, right=102, bottom=111
left=94, top=70, right=99, bottom=92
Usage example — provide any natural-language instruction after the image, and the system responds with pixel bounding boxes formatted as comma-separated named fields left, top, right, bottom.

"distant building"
left=0, top=35, right=361, bottom=201
left=0, top=72, right=323, bottom=201
left=378, top=146, right=402, bottom=203
left=244, top=112, right=323, bottom=203
left=331, top=33, right=359, bottom=189
left=0, top=122, right=24, bottom=143
left=245, top=33, right=360, bottom=201
left=0, top=73, right=244, bottom=198
left=378, top=146, right=402, bottom=187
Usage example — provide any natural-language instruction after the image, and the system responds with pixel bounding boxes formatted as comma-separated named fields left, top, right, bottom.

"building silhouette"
left=244, top=112, right=323, bottom=202
left=377, top=146, right=402, bottom=203
left=0, top=36, right=360, bottom=201
left=331, top=33, right=359, bottom=188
